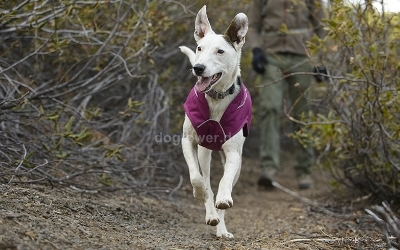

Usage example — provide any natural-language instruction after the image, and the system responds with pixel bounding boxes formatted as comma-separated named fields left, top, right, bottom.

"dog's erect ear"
left=194, top=5, right=215, bottom=42
left=224, top=13, right=248, bottom=49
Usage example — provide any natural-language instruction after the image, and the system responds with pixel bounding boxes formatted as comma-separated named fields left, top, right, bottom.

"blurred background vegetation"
left=296, top=0, right=400, bottom=203
left=0, top=0, right=399, bottom=207
left=0, top=0, right=253, bottom=192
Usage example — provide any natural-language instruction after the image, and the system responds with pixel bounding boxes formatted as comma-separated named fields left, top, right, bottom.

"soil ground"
left=0, top=149, right=385, bottom=250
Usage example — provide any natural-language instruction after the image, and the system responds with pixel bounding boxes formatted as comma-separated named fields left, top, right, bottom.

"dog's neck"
left=206, top=77, right=241, bottom=99
left=205, top=76, right=242, bottom=121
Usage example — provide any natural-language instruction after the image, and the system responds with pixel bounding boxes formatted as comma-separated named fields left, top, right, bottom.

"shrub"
left=295, top=0, right=400, bottom=201
left=0, top=0, right=252, bottom=191
left=0, top=0, right=173, bottom=189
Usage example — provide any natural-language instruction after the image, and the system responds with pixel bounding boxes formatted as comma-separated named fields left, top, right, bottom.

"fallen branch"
left=272, top=181, right=319, bottom=206
left=365, top=201, right=400, bottom=249
left=272, top=181, right=353, bottom=219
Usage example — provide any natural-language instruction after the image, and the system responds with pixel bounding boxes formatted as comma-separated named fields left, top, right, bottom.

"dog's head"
left=192, top=5, right=248, bottom=93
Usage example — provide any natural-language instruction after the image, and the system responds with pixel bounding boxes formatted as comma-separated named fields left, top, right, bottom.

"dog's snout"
left=193, top=64, right=206, bottom=76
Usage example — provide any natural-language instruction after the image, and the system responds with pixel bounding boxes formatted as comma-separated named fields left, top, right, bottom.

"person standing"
left=247, top=0, right=327, bottom=189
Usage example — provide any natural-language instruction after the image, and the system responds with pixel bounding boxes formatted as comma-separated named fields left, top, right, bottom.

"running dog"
left=179, top=6, right=252, bottom=239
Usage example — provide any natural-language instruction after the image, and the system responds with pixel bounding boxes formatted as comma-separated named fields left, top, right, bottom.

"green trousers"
left=258, top=53, right=314, bottom=176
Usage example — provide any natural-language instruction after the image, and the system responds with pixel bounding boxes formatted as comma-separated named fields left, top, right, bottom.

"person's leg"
left=285, top=54, right=315, bottom=188
left=258, top=55, right=284, bottom=187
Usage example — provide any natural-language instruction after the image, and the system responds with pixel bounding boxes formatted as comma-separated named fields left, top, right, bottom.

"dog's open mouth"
left=195, top=73, right=222, bottom=92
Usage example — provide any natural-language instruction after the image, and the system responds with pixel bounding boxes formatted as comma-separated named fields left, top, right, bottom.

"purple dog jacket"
left=183, top=83, right=252, bottom=151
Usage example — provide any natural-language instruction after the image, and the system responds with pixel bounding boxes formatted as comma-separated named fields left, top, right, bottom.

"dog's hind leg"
left=216, top=209, right=234, bottom=239
left=198, top=146, right=220, bottom=226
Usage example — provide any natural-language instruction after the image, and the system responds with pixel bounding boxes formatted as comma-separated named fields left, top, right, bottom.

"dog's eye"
left=197, top=47, right=202, bottom=52
left=217, top=49, right=224, bottom=54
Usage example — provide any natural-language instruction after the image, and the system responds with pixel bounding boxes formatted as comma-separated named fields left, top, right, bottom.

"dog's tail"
left=179, top=46, right=195, bottom=66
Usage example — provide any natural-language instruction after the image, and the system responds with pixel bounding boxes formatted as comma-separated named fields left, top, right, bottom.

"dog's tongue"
left=195, top=76, right=211, bottom=92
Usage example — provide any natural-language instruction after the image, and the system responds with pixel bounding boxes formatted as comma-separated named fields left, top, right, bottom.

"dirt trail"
left=0, top=152, right=384, bottom=250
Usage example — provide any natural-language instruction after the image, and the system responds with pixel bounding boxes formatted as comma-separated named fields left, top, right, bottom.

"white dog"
left=179, top=6, right=252, bottom=239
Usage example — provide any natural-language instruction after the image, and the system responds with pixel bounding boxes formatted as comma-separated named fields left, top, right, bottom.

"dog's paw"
left=216, top=231, right=234, bottom=239
left=191, top=178, right=208, bottom=203
left=215, top=188, right=233, bottom=209
left=215, top=199, right=233, bottom=209
left=206, top=215, right=220, bottom=226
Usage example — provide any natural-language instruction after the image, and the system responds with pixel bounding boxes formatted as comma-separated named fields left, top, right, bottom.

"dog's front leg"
left=215, top=150, right=241, bottom=209
left=215, top=134, right=244, bottom=209
left=182, top=118, right=208, bottom=203
left=214, top=147, right=242, bottom=239
left=198, top=146, right=220, bottom=226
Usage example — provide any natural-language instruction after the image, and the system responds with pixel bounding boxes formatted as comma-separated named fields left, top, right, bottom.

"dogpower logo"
left=154, top=132, right=233, bottom=146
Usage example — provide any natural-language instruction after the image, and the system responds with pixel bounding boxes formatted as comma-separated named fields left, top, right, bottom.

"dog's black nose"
left=193, top=64, right=205, bottom=76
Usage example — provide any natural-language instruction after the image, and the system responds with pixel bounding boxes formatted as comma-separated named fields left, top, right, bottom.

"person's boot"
left=298, top=174, right=313, bottom=190
left=257, top=168, right=277, bottom=189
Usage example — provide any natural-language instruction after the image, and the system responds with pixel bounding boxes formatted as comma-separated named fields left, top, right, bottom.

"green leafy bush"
left=296, top=0, right=400, bottom=201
